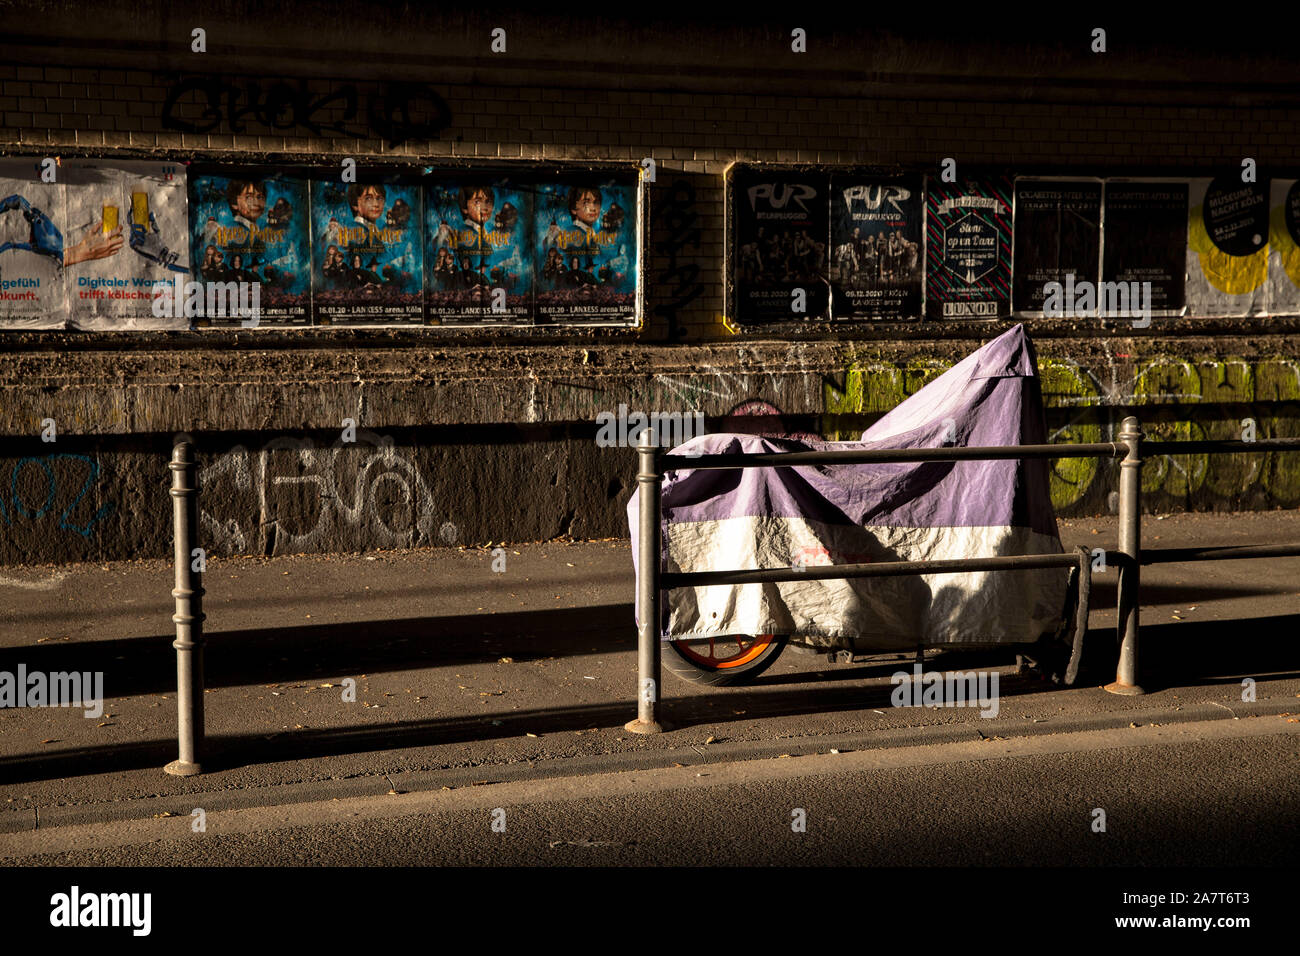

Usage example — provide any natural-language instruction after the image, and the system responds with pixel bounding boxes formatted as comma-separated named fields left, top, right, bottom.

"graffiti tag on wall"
left=160, top=76, right=453, bottom=147
left=651, top=179, right=704, bottom=340
left=825, top=353, right=1300, bottom=512
left=0, top=454, right=114, bottom=539
left=199, top=431, right=437, bottom=555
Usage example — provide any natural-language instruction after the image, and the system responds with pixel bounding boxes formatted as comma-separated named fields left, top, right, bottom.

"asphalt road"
left=2, top=716, right=1296, bottom=866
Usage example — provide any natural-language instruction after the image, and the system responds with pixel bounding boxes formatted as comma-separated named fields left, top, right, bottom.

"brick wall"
left=5, top=8, right=1300, bottom=344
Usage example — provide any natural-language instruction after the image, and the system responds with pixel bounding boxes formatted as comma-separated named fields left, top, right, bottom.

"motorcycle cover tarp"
left=629, top=324, right=1070, bottom=650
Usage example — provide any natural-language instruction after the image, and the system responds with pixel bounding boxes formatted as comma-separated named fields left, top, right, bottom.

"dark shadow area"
left=1131, top=616, right=1300, bottom=692
left=2, top=608, right=1297, bottom=783
left=0, top=604, right=638, bottom=698
left=0, top=670, right=1055, bottom=784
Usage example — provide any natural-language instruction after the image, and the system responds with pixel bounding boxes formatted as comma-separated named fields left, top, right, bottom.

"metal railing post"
left=165, top=441, right=207, bottom=775
left=1106, top=416, right=1145, bottom=695
left=626, top=430, right=668, bottom=733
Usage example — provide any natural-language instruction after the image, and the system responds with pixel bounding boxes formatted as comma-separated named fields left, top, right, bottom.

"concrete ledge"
left=4, top=332, right=1300, bottom=434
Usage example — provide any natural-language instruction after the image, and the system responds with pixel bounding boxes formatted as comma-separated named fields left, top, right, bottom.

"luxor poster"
left=924, top=176, right=1013, bottom=319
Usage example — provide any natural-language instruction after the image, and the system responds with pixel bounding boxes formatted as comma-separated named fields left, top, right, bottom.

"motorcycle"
left=630, top=325, right=1086, bottom=687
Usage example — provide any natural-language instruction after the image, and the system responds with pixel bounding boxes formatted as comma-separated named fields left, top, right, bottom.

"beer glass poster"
left=311, top=181, right=424, bottom=325
left=533, top=178, right=638, bottom=324
left=0, top=158, right=67, bottom=327
left=425, top=178, right=533, bottom=324
left=64, top=159, right=189, bottom=330
left=924, top=177, right=1012, bottom=319
left=829, top=175, right=922, bottom=320
left=733, top=169, right=830, bottom=323
left=189, top=171, right=312, bottom=325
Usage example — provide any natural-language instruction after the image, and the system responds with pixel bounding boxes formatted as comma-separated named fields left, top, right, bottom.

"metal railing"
left=166, top=441, right=205, bottom=776
left=10, top=433, right=1299, bottom=773
left=626, top=416, right=1300, bottom=733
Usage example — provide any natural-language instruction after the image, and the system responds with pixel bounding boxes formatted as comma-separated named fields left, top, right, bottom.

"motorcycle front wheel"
left=663, top=634, right=789, bottom=686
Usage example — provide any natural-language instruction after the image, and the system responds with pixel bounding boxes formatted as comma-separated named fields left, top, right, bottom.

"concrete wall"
left=4, top=2, right=1300, bottom=563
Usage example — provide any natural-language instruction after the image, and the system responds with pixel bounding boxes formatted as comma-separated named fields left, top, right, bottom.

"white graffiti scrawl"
left=199, top=430, right=436, bottom=555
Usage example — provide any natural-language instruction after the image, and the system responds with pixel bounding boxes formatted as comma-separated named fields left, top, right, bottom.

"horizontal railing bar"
left=1145, top=438, right=1300, bottom=455
left=1142, top=543, right=1300, bottom=564
left=660, top=442, right=1128, bottom=470
left=662, top=552, right=1083, bottom=588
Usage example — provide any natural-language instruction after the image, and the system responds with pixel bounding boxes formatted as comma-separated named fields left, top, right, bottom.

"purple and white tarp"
left=629, top=324, right=1069, bottom=650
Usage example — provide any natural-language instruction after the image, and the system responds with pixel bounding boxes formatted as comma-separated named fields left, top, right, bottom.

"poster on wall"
left=828, top=174, right=922, bottom=320
left=533, top=177, right=638, bottom=324
left=64, top=159, right=189, bottom=330
left=1101, top=180, right=1188, bottom=315
left=1012, top=178, right=1102, bottom=314
left=311, top=180, right=424, bottom=325
left=0, top=158, right=69, bottom=328
left=924, top=176, right=1013, bottom=319
left=732, top=169, right=830, bottom=324
left=1185, top=175, right=1270, bottom=316
left=188, top=170, right=312, bottom=326
left=425, top=178, right=533, bottom=324
left=1265, top=179, right=1300, bottom=316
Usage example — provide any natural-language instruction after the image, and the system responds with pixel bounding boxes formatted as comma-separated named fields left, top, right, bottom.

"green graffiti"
left=1132, top=359, right=1206, bottom=498
left=1197, top=358, right=1253, bottom=404
left=823, top=361, right=905, bottom=419
left=1255, top=359, right=1300, bottom=402
left=1202, top=413, right=1263, bottom=499
left=822, top=359, right=954, bottom=440
left=814, top=351, right=1300, bottom=512
left=1038, top=359, right=1103, bottom=512
left=1132, top=357, right=1203, bottom=406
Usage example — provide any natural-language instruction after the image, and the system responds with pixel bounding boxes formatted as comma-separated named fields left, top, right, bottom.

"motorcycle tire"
left=663, top=633, right=789, bottom=686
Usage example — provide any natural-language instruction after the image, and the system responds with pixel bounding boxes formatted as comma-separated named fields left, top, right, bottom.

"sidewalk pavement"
left=1, top=509, right=1297, bottom=832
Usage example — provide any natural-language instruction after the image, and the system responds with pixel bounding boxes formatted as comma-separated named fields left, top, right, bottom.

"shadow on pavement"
left=0, top=603, right=638, bottom=698
left=1, top=613, right=1296, bottom=783
left=0, top=669, right=1065, bottom=783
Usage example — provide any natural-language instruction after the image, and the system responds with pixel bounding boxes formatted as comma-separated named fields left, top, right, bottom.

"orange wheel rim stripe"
left=672, top=634, right=776, bottom=669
